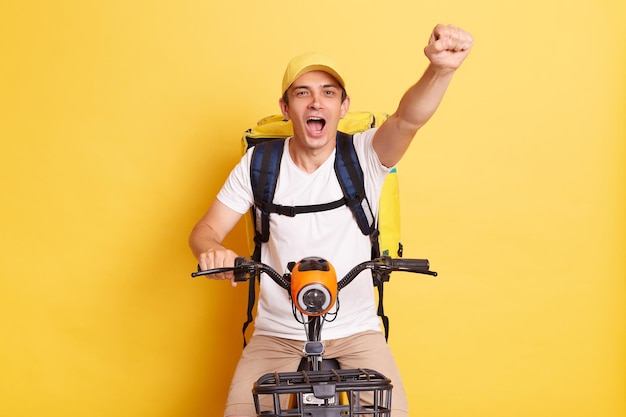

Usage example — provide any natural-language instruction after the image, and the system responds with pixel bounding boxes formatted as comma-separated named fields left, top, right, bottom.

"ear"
left=340, top=95, right=350, bottom=118
left=279, top=98, right=290, bottom=120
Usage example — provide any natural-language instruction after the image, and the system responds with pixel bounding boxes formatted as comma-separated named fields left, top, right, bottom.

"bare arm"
left=188, top=199, right=244, bottom=286
left=373, top=24, right=474, bottom=167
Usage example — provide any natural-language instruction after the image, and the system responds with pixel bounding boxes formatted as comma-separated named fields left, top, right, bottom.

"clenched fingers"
left=198, top=247, right=239, bottom=286
left=429, top=24, right=474, bottom=52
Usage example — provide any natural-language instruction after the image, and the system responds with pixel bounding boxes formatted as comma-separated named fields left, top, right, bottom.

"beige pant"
left=224, top=330, right=408, bottom=417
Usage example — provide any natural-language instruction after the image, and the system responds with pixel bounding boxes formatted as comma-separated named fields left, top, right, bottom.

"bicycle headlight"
left=290, top=257, right=337, bottom=316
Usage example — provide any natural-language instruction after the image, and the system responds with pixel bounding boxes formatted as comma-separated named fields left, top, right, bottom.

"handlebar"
left=338, top=257, right=436, bottom=290
left=191, top=256, right=437, bottom=289
left=191, top=257, right=291, bottom=288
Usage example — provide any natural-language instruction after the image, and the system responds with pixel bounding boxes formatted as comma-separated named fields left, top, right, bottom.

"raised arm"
left=373, top=24, right=474, bottom=167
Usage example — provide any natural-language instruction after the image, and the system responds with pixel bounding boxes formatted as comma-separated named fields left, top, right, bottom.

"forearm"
left=188, top=222, right=227, bottom=261
left=373, top=65, right=457, bottom=167
left=189, top=202, right=240, bottom=260
left=394, top=64, right=456, bottom=134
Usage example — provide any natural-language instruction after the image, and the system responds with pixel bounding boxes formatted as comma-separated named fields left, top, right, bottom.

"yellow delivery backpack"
left=242, top=111, right=402, bottom=259
left=238, top=111, right=402, bottom=345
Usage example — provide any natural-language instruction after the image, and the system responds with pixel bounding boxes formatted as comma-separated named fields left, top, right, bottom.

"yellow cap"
left=281, top=52, right=345, bottom=95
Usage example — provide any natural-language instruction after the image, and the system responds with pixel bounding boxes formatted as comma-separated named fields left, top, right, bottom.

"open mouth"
left=306, top=117, right=326, bottom=134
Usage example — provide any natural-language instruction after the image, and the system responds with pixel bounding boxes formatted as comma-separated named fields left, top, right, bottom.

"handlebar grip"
left=234, top=257, right=249, bottom=267
left=389, top=258, right=430, bottom=270
left=234, top=256, right=252, bottom=282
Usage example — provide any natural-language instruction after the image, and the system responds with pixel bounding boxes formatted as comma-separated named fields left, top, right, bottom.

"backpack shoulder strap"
left=335, top=131, right=390, bottom=339
left=250, top=139, right=284, bottom=255
left=334, top=132, right=380, bottom=257
left=240, top=139, right=284, bottom=348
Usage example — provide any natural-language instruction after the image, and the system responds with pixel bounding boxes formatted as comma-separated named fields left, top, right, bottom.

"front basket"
left=253, top=368, right=393, bottom=417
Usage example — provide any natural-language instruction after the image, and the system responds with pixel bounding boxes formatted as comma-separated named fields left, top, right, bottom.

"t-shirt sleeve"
left=216, top=149, right=254, bottom=215
left=352, top=128, right=392, bottom=217
left=353, top=127, right=393, bottom=180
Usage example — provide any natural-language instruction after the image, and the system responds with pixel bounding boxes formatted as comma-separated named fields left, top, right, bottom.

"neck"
left=288, top=135, right=336, bottom=173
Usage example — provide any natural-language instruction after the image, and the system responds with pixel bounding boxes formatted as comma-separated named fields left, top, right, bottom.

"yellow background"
left=1, top=1, right=624, bottom=416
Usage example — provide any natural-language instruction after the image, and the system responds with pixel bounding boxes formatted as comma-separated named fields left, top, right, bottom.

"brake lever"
left=191, top=265, right=237, bottom=278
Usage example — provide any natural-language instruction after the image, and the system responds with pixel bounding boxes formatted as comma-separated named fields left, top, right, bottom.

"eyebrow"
left=292, top=83, right=340, bottom=91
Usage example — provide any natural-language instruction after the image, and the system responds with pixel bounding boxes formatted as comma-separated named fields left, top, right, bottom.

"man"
left=190, top=23, right=473, bottom=417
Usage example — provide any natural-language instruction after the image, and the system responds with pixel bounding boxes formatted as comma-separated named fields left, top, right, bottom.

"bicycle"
left=192, top=255, right=437, bottom=417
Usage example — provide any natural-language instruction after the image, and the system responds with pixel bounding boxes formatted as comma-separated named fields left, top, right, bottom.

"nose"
left=308, top=91, right=322, bottom=110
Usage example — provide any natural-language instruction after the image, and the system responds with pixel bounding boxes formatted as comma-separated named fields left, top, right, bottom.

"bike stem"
left=303, top=315, right=324, bottom=371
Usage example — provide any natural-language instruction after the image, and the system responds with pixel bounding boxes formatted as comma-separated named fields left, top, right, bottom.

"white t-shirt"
left=217, top=128, right=391, bottom=340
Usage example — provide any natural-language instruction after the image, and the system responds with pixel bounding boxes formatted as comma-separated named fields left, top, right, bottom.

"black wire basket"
left=253, top=368, right=393, bottom=417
